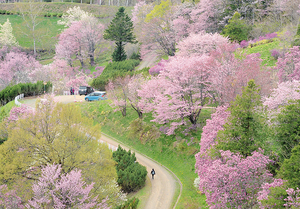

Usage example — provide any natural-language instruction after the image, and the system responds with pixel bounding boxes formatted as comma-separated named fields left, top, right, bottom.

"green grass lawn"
left=79, top=101, right=211, bottom=208
left=0, top=15, right=64, bottom=50
left=239, top=39, right=281, bottom=67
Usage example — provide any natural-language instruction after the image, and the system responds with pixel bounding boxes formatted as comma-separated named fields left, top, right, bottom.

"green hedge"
left=91, top=59, right=140, bottom=91
left=0, top=81, right=52, bottom=106
left=113, top=145, right=147, bottom=193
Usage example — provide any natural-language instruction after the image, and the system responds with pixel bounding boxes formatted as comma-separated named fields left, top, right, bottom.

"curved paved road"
left=22, top=95, right=180, bottom=209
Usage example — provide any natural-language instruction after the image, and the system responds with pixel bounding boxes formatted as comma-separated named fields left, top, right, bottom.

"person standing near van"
left=151, top=168, right=155, bottom=179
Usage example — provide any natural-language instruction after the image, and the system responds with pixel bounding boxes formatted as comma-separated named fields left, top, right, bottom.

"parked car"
left=79, top=86, right=94, bottom=96
left=85, top=91, right=107, bottom=101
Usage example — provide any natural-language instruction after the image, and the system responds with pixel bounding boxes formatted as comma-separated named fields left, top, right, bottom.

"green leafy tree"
left=0, top=97, right=124, bottom=205
left=278, top=144, right=300, bottom=189
left=222, top=12, right=251, bottom=43
left=275, top=100, right=300, bottom=160
left=104, top=7, right=137, bottom=62
left=215, top=80, right=264, bottom=157
left=113, top=145, right=147, bottom=193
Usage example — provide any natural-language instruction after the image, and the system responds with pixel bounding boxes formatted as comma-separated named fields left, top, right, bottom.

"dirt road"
left=22, top=95, right=180, bottom=209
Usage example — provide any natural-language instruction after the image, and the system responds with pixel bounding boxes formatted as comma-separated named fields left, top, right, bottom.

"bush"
left=0, top=81, right=52, bottom=106
left=222, top=12, right=251, bottom=42
left=128, top=118, right=161, bottom=144
left=113, top=145, right=147, bottom=193
left=91, top=59, right=140, bottom=90
left=116, top=197, right=139, bottom=209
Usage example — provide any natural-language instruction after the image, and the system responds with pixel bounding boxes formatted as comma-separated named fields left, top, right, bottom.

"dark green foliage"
left=91, top=59, right=140, bottom=90
left=292, top=23, right=300, bottom=47
left=128, top=118, right=161, bottom=144
left=112, top=43, right=127, bottom=62
left=222, top=12, right=251, bottom=42
left=113, top=145, right=147, bottom=193
left=215, top=80, right=264, bottom=157
left=104, top=7, right=137, bottom=62
left=129, top=51, right=141, bottom=60
left=0, top=81, right=52, bottom=106
left=275, top=100, right=300, bottom=160
left=115, top=197, right=139, bottom=209
left=278, top=144, right=300, bottom=189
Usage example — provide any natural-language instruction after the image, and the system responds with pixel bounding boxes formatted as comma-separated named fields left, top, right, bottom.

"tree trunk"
left=89, top=54, right=95, bottom=66
left=121, top=107, right=126, bottom=116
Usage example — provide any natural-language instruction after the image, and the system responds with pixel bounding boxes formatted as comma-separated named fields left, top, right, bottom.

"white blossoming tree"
left=0, top=19, right=18, bottom=47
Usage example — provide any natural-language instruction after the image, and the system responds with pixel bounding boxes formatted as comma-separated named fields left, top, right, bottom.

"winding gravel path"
left=22, top=95, right=181, bottom=209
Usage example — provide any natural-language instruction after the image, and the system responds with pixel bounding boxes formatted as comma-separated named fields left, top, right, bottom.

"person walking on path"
left=72, top=87, right=75, bottom=95
left=151, top=168, right=155, bottom=179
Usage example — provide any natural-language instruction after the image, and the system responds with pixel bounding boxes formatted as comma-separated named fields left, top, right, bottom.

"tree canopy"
left=104, top=7, right=137, bottom=61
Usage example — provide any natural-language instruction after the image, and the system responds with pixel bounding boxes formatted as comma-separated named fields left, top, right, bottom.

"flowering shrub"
left=240, top=32, right=278, bottom=48
left=149, top=59, right=167, bottom=76
left=270, top=49, right=282, bottom=60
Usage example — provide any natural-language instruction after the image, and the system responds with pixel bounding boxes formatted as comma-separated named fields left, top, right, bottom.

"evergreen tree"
left=104, top=7, right=137, bottom=62
left=113, top=145, right=147, bottom=193
left=275, top=100, right=300, bottom=160
left=215, top=80, right=264, bottom=157
left=221, top=12, right=251, bottom=43
left=278, top=144, right=300, bottom=189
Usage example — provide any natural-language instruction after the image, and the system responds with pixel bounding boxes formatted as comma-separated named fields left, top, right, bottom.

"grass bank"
left=80, top=101, right=211, bottom=208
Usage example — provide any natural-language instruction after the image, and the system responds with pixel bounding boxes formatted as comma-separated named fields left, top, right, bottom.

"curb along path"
left=100, top=133, right=182, bottom=209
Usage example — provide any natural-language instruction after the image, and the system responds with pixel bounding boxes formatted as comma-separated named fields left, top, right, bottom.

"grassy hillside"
left=79, top=101, right=213, bottom=208
left=0, top=3, right=133, bottom=18
left=0, top=3, right=132, bottom=63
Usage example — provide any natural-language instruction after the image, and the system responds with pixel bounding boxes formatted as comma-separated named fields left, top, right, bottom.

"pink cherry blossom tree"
left=127, top=74, right=146, bottom=119
left=56, top=18, right=105, bottom=67
left=198, top=105, right=230, bottom=154
left=0, top=184, right=24, bottom=209
left=139, top=55, right=212, bottom=134
left=0, top=51, right=42, bottom=89
left=263, top=80, right=300, bottom=110
left=277, top=46, right=300, bottom=82
left=8, top=104, right=34, bottom=122
left=26, top=164, right=110, bottom=209
left=106, top=76, right=131, bottom=117
left=176, top=32, right=230, bottom=57
left=195, top=149, right=274, bottom=208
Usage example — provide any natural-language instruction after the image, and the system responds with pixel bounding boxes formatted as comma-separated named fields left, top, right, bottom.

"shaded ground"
left=22, top=95, right=179, bottom=209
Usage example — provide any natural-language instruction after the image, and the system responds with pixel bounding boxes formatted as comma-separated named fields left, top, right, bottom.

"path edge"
left=101, top=132, right=183, bottom=209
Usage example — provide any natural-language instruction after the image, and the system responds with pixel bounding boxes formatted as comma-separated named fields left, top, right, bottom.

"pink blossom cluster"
left=277, top=46, right=300, bottom=82
left=27, top=164, right=110, bottom=209
left=148, top=59, right=167, bottom=75
left=199, top=105, right=230, bottom=153
left=196, top=149, right=273, bottom=208
left=0, top=48, right=42, bottom=89
left=263, top=80, right=300, bottom=110
left=0, top=184, right=24, bottom=209
left=240, top=33, right=278, bottom=48
left=8, top=104, right=34, bottom=121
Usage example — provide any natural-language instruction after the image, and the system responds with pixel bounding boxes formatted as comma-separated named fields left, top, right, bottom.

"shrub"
left=128, top=118, right=161, bottom=144
left=115, top=197, right=139, bottom=209
left=113, top=146, right=147, bottom=193
left=91, top=59, right=140, bottom=90
left=270, top=49, right=281, bottom=60
left=0, top=81, right=52, bottom=106
left=222, top=12, right=251, bottom=42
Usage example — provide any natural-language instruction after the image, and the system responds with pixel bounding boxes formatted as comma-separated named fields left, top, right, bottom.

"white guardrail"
left=14, top=93, right=24, bottom=106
